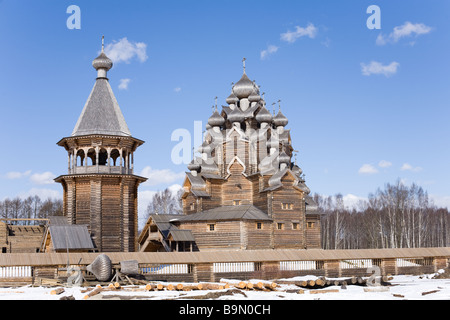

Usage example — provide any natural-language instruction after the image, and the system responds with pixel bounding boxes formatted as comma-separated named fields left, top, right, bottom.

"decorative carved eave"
left=54, top=173, right=148, bottom=183
left=56, top=134, right=144, bottom=151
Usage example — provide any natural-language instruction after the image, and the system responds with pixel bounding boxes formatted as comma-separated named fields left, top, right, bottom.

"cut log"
left=50, top=288, right=65, bottom=295
left=176, top=283, right=184, bottom=291
left=309, top=289, right=340, bottom=294
left=145, top=284, right=155, bottom=291
left=83, top=287, right=103, bottom=299
left=202, top=283, right=228, bottom=290
left=422, top=290, right=440, bottom=296
left=181, top=284, right=203, bottom=291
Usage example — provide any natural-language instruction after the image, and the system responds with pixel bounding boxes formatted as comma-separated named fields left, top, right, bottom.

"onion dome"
left=187, top=159, right=201, bottom=171
left=255, top=106, right=273, bottom=123
left=273, top=110, right=288, bottom=127
left=226, top=92, right=239, bottom=105
left=92, top=52, right=113, bottom=71
left=278, top=151, right=291, bottom=165
left=233, top=72, right=254, bottom=99
left=248, top=86, right=261, bottom=103
left=208, top=110, right=225, bottom=127
left=292, top=164, right=303, bottom=176
left=227, top=106, right=244, bottom=123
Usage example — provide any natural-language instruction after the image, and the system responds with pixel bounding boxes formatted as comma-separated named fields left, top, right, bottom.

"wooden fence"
left=0, top=247, right=448, bottom=285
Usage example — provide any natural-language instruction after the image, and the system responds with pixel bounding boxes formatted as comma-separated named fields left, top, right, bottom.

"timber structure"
left=0, top=247, right=448, bottom=285
left=54, top=39, right=147, bottom=252
left=139, top=60, right=321, bottom=252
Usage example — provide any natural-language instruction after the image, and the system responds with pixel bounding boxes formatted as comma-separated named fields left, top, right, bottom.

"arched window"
left=76, top=149, right=85, bottom=167
left=87, top=148, right=96, bottom=166
left=98, top=148, right=108, bottom=166
left=110, top=149, right=120, bottom=166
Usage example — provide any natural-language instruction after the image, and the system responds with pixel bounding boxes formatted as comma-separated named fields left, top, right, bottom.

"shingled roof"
left=71, top=78, right=131, bottom=137
left=175, top=205, right=272, bottom=222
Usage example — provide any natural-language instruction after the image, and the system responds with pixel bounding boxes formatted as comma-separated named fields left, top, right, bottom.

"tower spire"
left=242, top=57, right=246, bottom=73
left=101, top=35, right=105, bottom=52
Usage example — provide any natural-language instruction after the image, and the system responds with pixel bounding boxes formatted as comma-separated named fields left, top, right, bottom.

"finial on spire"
left=101, top=35, right=105, bottom=52
left=262, top=92, right=265, bottom=100
left=214, top=96, right=218, bottom=110
left=271, top=102, right=276, bottom=115
left=242, top=57, right=246, bottom=73
left=278, top=99, right=282, bottom=111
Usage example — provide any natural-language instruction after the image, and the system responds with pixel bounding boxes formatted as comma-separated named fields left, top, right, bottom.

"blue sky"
left=0, top=0, right=449, bottom=219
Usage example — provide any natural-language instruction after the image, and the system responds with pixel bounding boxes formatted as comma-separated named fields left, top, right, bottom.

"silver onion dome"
left=248, top=85, right=261, bottom=103
left=187, top=159, right=201, bottom=171
left=273, top=110, right=288, bottom=127
left=208, top=110, right=225, bottom=127
left=227, top=106, right=244, bottom=123
left=232, top=72, right=254, bottom=99
left=92, top=52, right=113, bottom=71
left=226, top=92, right=239, bottom=105
left=255, top=106, right=273, bottom=123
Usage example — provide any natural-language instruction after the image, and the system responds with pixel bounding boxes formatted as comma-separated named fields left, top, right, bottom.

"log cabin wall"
left=305, top=214, right=321, bottom=248
left=270, top=176, right=305, bottom=249
left=178, top=220, right=243, bottom=250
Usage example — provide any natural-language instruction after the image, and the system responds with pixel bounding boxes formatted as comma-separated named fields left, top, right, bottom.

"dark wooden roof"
left=48, top=225, right=95, bottom=250
left=176, top=205, right=272, bottom=222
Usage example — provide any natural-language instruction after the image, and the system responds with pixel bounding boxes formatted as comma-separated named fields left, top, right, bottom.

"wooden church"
left=54, top=39, right=147, bottom=252
left=138, top=60, right=321, bottom=252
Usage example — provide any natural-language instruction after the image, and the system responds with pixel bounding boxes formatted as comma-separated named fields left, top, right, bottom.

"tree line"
left=0, top=196, right=63, bottom=224
left=315, top=180, right=449, bottom=249
left=145, top=180, right=449, bottom=249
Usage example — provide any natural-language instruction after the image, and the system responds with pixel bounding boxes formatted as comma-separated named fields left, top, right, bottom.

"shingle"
left=71, top=78, right=131, bottom=137
left=178, top=205, right=272, bottom=222
left=49, top=225, right=94, bottom=250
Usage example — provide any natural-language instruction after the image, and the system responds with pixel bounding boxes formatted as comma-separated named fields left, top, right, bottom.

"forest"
left=2, top=180, right=447, bottom=250
left=315, top=180, right=449, bottom=249
left=0, top=195, right=63, bottom=223
left=144, top=180, right=449, bottom=249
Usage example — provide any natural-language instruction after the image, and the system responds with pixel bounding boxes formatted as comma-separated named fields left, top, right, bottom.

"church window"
left=307, top=222, right=315, bottom=229
left=233, top=200, right=241, bottom=206
left=281, top=203, right=293, bottom=210
left=292, top=223, right=299, bottom=230
left=277, top=223, right=284, bottom=230
left=256, top=222, right=263, bottom=230
left=208, top=224, right=216, bottom=232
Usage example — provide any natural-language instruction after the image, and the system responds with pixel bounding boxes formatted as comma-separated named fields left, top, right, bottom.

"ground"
left=0, top=271, right=449, bottom=300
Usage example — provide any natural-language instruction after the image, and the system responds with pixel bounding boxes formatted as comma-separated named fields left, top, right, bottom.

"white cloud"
left=104, top=37, right=148, bottom=64
left=174, top=87, right=182, bottom=93
left=378, top=160, right=392, bottom=168
left=358, top=164, right=378, bottom=175
left=280, top=23, right=317, bottom=43
left=429, top=195, right=450, bottom=210
left=260, top=45, right=279, bottom=60
left=6, top=170, right=31, bottom=179
left=376, top=22, right=432, bottom=46
left=140, top=166, right=185, bottom=187
left=400, top=163, right=422, bottom=172
left=118, top=78, right=131, bottom=90
left=343, top=194, right=368, bottom=211
left=29, top=172, right=56, bottom=185
left=361, top=61, right=399, bottom=77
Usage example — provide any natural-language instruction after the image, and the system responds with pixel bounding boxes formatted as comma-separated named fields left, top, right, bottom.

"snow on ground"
left=0, top=273, right=449, bottom=300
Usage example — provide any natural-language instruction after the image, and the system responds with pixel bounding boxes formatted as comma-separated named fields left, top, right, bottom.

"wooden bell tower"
left=55, top=38, right=147, bottom=252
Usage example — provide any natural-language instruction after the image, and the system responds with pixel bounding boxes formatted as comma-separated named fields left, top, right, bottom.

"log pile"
left=47, top=274, right=395, bottom=299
